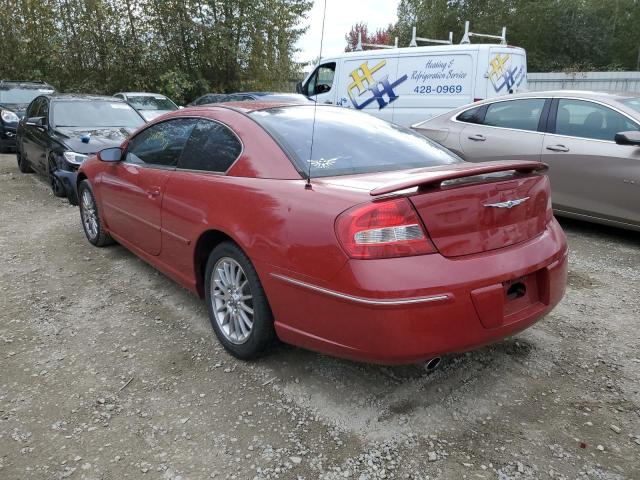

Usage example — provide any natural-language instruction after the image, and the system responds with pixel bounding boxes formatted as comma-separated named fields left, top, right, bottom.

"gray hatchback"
left=412, top=91, right=640, bottom=231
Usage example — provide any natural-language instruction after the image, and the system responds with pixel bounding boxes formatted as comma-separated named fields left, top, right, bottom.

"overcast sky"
left=295, top=0, right=400, bottom=67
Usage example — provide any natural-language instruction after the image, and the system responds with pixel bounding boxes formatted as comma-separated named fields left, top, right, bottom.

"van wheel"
left=204, top=242, right=276, bottom=360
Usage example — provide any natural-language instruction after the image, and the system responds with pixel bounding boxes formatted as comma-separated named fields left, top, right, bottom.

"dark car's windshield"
left=52, top=101, right=145, bottom=128
left=0, top=85, right=54, bottom=104
left=621, top=97, right=640, bottom=114
left=250, top=106, right=461, bottom=177
left=127, top=95, right=177, bottom=111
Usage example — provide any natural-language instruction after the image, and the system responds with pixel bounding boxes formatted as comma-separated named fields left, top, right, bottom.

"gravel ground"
left=0, top=152, right=639, bottom=480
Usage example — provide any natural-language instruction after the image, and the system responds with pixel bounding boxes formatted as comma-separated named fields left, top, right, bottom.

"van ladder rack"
left=355, top=32, right=398, bottom=51
left=460, top=20, right=506, bottom=45
left=409, top=27, right=453, bottom=47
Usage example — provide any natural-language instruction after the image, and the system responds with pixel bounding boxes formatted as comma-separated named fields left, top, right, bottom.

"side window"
left=555, top=99, right=639, bottom=141
left=126, top=118, right=196, bottom=167
left=40, top=99, right=49, bottom=124
left=456, top=106, right=483, bottom=124
left=27, top=97, right=42, bottom=118
left=178, top=119, right=242, bottom=172
left=305, top=62, right=336, bottom=96
left=483, top=99, right=546, bottom=132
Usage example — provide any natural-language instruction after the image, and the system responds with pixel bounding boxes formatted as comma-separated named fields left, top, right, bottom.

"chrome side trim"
left=271, top=273, right=451, bottom=306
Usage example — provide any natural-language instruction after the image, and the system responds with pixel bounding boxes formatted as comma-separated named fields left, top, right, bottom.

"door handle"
left=546, top=144, right=569, bottom=152
left=468, top=134, right=486, bottom=141
left=146, top=187, right=161, bottom=198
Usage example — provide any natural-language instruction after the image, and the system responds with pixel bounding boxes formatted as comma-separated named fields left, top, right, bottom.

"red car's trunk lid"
left=409, top=174, right=551, bottom=257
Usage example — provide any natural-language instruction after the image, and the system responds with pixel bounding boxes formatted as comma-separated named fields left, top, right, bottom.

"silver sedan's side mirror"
left=614, top=131, right=640, bottom=146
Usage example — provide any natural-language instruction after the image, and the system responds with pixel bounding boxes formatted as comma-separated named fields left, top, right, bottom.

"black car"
left=0, top=80, right=55, bottom=152
left=187, top=92, right=312, bottom=106
left=16, top=94, right=146, bottom=204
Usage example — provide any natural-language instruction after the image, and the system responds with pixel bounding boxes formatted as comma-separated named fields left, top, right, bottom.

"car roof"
left=0, top=80, right=54, bottom=89
left=178, top=101, right=312, bottom=114
left=487, top=90, right=638, bottom=102
left=118, top=92, right=167, bottom=97
left=47, top=94, right=129, bottom=102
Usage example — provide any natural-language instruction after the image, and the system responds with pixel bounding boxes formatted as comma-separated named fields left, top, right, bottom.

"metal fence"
left=527, top=71, right=640, bottom=94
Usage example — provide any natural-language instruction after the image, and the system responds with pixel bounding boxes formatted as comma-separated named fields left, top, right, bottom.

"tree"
left=345, top=22, right=394, bottom=52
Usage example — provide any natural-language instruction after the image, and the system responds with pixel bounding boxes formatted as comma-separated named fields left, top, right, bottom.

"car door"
left=541, top=98, right=640, bottom=225
left=458, top=97, right=549, bottom=162
left=21, top=97, right=47, bottom=172
left=99, top=118, right=197, bottom=255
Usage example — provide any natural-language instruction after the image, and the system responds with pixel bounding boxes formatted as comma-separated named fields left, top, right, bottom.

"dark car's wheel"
left=205, top=242, right=276, bottom=359
left=16, top=149, right=34, bottom=173
left=49, top=155, right=66, bottom=197
left=78, top=180, right=114, bottom=247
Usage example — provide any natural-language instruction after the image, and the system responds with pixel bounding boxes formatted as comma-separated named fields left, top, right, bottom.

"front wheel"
left=204, top=242, right=276, bottom=359
left=78, top=180, right=114, bottom=247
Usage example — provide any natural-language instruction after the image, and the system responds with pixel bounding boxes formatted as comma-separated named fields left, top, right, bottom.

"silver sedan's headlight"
left=0, top=109, right=19, bottom=123
left=63, top=151, right=88, bottom=166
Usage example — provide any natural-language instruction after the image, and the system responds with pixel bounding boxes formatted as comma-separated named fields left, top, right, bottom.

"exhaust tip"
left=424, top=357, right=442, bottom=372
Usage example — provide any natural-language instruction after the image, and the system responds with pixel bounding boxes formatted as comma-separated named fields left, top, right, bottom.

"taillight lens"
left=335, top=198, right=436, bottom=259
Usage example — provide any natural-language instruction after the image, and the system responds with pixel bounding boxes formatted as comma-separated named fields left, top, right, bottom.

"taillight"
left=335, top=198, right=436, bottom=259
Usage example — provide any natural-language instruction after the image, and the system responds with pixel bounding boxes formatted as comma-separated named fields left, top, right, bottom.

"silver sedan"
left=412, top=91, right=640, bottom=231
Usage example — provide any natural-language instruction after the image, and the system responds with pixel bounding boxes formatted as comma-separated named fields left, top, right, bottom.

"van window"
left=305, top=63, right=336, bottom=96
left=250, top=106, right=461, bottom=178
left=483, top=99, right=545, bottom=132
left=457, top=106, right=483, bottom=124
left=555, top=99, right=639, bottom=141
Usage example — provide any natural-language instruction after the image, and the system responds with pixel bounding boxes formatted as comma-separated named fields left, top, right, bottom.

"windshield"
left=52, top=101, right=145, bottom=128
left=250, top=106, right=461, bottom=177
left=621, top=97, right=640, bottom=114
left=127, top=95, right=177, bottom=111
left=0, top=85, right=54, bottom=104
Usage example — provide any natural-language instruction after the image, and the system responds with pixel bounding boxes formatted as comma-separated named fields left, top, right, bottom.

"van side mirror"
left=26, top=117, right=45, bottom=128
left=296, top=81, right=303, bottom=94
left=98, top=147, right=123, bottom=162
left=615, top=131, right=640, bottom=146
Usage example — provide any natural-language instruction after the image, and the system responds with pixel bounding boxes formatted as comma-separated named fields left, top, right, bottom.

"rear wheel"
left=204, top=242, right=276, bottom=359
left=16, top=149, right=33, bottom=173
left=78, top=180, right=114, bottom=247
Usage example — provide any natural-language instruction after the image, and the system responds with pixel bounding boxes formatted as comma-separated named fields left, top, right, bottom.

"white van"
left=297, top=25, right=527, bottom=127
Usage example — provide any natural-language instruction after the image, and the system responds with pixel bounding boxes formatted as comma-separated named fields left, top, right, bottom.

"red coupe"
left=76, top=103, right=567, bottom=364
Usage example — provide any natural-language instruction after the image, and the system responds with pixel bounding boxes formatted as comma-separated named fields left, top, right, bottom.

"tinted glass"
left=250, top=106, right=461, bottom=178
left=127, top=95, right=177, bottom=111
left=306, top=63, right=336, bottom=96
left=179, top=119, right=241, bottom=172
left=483, top=99, right=545, bottom=131
left=457, top=106, right=482, bottom=124
left=52, top=101, right=145, bottom=128
left=26, top=97, right=43, bottom=118
left=555, top=99, right=639, bottom=141
left=0, top=85, right=54, bottom=104
left=126, top=118, right=196, bottom=167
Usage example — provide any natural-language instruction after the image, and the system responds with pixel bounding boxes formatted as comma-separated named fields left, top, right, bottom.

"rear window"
left=0, top=84, right=54, bottom=104
left=127, top=96, right=177, bottom=111
left=250, top=106, right=461, bottom=177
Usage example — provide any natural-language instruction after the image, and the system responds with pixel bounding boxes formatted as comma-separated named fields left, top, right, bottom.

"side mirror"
left=295, top=81, right=303, bottom=94
left=98, top=147, right=123, bottom=162
left=26, top=117, right=44, bottom=128
left=614, top=131, right=640, bottom=146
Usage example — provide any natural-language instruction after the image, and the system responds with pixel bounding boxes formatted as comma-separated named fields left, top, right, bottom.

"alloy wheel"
left=211, top=257, right=254, bottom=344
left=80, top=189, right=99, bottom=241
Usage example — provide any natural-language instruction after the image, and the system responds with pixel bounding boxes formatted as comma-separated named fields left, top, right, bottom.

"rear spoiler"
left=370, top=161, right=548, bottom=196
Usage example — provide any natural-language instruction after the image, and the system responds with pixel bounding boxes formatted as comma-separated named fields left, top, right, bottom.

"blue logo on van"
left=347, top=60, right=408, bottom=110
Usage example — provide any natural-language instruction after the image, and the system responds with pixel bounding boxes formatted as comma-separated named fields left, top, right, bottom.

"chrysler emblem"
left=484, top=197, right=530, bottom=209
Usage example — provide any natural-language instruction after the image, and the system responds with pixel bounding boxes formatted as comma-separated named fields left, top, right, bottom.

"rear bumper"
left=263, top=218, right=568, bottom=364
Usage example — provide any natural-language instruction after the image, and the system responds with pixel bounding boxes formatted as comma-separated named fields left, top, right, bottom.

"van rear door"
left=486, top=47, right=527, bottom=99
left=338, top=55, right=399, bottom=122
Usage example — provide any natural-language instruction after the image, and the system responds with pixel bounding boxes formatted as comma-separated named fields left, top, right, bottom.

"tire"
left=78, top=180, right=114, bottom=247
left=204, top=241, right=276, bottom=360
left=16, top=149, right=34, bottom=173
